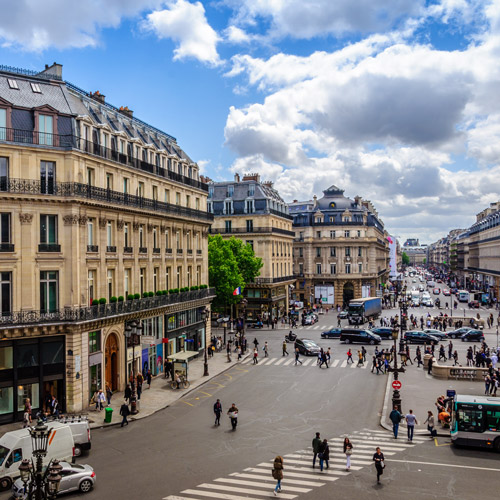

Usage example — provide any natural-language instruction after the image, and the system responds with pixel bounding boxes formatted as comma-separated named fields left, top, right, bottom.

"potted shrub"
left=134, top=293, right=140, bottom=300
left=110, top=296, right=118, bottom=303
left=118, top=295, right=124, bottom=302
left=99, top=298, right=107, bottom=305
left=92, top=299, right=99, bottom=306
left=127, top=294, right=134, bottom=301
left=148, top=291, right=154, bottom=297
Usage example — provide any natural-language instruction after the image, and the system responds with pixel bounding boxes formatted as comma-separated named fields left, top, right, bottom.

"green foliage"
left=423, top=258, right=427, bottom=264
left=402, top=252, right=410, bottom=266
left=208, top=234, right=263, bottom=311
left=92, top=299, right=99, bottom=306
left=127, top=294, right=134, bottom=301
left=134, top=293, right=140, bottom=300
left=118, top=296, right=124, bottom=302
left=199, top=284, right=208, bottom=289
left=169, top=288, right=179, bottom=294
left=99, top=298, right=106, bottom=305
left=190, top=286, right=199, bottom=291
left=110, top=296, right=118, bottom=303
left=148, top=291, right=154, bottom=297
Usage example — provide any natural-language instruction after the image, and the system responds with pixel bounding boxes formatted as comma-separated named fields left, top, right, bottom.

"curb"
left=90, top=354, right=251, bottom=430
left=380, top=368, right=450, bottom=438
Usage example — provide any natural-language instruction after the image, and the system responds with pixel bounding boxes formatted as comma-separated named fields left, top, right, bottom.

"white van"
left=0, top=423, right=74, bottom=490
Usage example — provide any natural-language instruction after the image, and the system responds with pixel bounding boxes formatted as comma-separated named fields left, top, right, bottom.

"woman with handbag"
left=373, top=447, right=385, bottom=484
left=424, top=410, right=436, bottom=438
left=272, top=456, right=284, bottom=496
left=343, top=437, right=353, bottom=471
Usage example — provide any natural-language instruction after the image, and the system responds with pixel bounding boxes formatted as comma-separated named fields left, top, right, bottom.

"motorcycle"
left=228, top=411, right=238, bottom=430
left=285, top=332, right=297, bottom=343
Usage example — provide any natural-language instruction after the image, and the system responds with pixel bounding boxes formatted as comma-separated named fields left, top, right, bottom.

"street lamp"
left=125, top=320, right=141, bottom=415
left=18, top=420, right=62, bottom=500
left=387, top=328, right=405, bottom=413
left=240, top=298, right=248, bottom=354
left=201, top=307, right=210, bottom=376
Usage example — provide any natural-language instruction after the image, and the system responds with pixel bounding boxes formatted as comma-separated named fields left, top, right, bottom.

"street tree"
left=402, top=251, right=410, bottom=266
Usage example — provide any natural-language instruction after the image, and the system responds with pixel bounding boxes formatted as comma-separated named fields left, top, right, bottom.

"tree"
left=402, top=251, right=410, bottom=266
left=208, top=235, right=263, bottom=312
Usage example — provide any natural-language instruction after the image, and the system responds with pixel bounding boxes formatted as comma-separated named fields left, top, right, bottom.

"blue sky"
left=0, top=0, right=499, bottom=244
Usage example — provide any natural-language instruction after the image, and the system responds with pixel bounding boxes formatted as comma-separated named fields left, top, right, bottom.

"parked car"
left=403, top=331, right=440, bottom=345
left=461, top=330, right=485, bottom=342
left=339, top=329, right=381, bottom=345
left=369, top=327, right=394, bottom=340
left=422, top=298, right=434, bottom=307
left=448, top=327, right=473, bottom=339
left=338, top=310, right=349, bottom=319
left=433, top=288, right=441, bottom=295
left=12, top=462, right=96, bottom=498
left=422, top=328, right=449, bottom=340
left=321, top=328, right=342, bottom=339
left=443, top=289, right=451, bottom=296
left=295, top=338, right=321, bottom=356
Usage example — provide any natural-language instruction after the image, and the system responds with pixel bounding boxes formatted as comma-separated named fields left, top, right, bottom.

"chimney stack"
left=234, top=173, right=240, bottom=182
left=119, top=106, right=134, bottom=118
left=91, top=91, right=106, bottom=104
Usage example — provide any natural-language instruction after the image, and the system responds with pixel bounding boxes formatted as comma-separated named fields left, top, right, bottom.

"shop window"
left=17, top=383, right=39, bottom=410
left=42, top=341, right=64, bottom=364
left=0, top=346, right=12, bottom=369
left=89, top=331, right=101, bottom=353
left=0, top=387, right=13, bottom=415
left=89, top=364, right=102, bottom=402
left=18, top=343, right=39, bottom=368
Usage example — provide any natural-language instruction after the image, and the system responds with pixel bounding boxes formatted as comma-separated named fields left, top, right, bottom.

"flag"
left=233, top=287, right=241, bottom=296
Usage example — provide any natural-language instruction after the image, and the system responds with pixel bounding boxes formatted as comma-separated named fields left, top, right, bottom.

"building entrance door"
left=343, top=282, right=355, bottom=308
left=105, top=333, right=119, bottom=391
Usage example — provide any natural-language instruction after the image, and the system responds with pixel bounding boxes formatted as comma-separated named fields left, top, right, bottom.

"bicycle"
left=170, top=374, right=190, bottom=389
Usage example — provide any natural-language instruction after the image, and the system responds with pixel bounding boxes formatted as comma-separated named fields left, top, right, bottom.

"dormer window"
left=30, top=83, right=42, bottom=93
left=7, top=79, right=18, bottom=90
left=248, top=184, right=255, bottom=196
left=227, top=185, right=234, bottom=197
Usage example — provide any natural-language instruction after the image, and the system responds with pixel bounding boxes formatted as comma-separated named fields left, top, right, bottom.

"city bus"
left=451, top=395, right=500, bottom=450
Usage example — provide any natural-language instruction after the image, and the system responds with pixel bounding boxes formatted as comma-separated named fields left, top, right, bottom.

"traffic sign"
left=392, top=380, right=402, bottom=390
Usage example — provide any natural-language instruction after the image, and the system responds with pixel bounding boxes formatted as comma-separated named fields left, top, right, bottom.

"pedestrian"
left=237, top=345, right=242, bottom=361
left=24, top=398, right=32, bottom=424
left=282, top=341, right=288, bottom=356
left=124, top=384, right=132, bottom=403
left=263, top=341, right=269, bottom=357
left=428, top=356, right=434, bottom=375
left=164, top=359, right=170, bottom=379
left=52, top=397, right=60, bottom=418
left=453, top=350, right=459, bottom=366
left=320, top=350, right=329, bottom=368
left=295, top=347, right=302, bottom=365
left=415, top=346, right=423, bottom=367
left=23, top=409, right=30, bottom=428
left=312, top=432, right=321, bottom=468
left=343, top=437, right=353, bottom=471
left=438, top=345, right=447, bottom=362
left=96, top=390, right=105, bottom=411
left=272, top=456, right=284, bottom=496
left=136, top=372, right=143, bottom=400
left=337, top=315, right=341, bottom=327
left=424, top=410, right=436, bottom=438
left=485, top=374, right=491, bottom=395
left=253, top=347, right=259, bottom=364
left=253, top=337, right=259, bottom=349
left=389, top=406, right=402, bottom=439
left=105, top=384, right=113, bottom=405
left=213, top=398, right=222, bottom=426
left=357, top=350, right=364, bottom=366
left=405, top=409, right=418, bottom=442
left=361, top=346, right=367, bottom=363
left=371, top=355, right=377, bottom=373
left=347, top=349, right=354, bottom=364
left=146, top=370, right=152, bottom=389
left=373, top=447, right=385, bottom=484
left=318, top=439, right=330, bottom=471
left=448, top=341, right=454, bottom=360
left=119, top=400, right=130, bottom=427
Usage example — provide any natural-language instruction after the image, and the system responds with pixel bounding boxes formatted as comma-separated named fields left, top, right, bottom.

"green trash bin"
left=104, top=407, right=113, bottom=423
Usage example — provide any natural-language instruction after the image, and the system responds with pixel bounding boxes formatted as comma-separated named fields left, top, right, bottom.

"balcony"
left=38, top=243, right=61, bottom=252
left=153, top=248, right=161, bottom=254
left=106, top=246, right=117, bottom=253
left=177, top=248, right=183, bottom=254
left=197, top=249, right=202, bottom=255
left=139, top=247, right=148, bottom=253
left=209, top=226, right=295, bottom=237
left=123, top=246, right=133, bottom=254
left=187, top=249, right=193, bottom=255
left=0, top=287, right=216, bottom=327
left=0, top=126, right=208, bottom=193
left=0, top=177, right=213, bottom=223
left=0, top=243, right=14, bottom=252
left=252, top=275, right=296, bottom=284
left=87, top=245, right=98, bottom=252
left=166, top=248, right=172, bottom=254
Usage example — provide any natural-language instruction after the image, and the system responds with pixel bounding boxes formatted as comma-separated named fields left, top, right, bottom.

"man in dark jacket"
left=119, top=401, right=130, bottom=427
left=213, top=399, right=222, bottom=426
left=389, top=406, right=402, bottom=439
left=312, top=432, right=321, bottom=468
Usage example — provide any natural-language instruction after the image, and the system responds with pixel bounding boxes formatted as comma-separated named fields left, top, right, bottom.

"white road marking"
left=258, top=358, right=270, bottom=365
left=302, top=358, right=314, bottom=366
left=196, top=483, right=297, bottom=499
left=239, top=470, right=328, bottom=485
left=284, top=358, right=294, bottom=366
left=215, top=478, right=312, bottom=493
left=266, top=358, right=278, bottom=365
left=280, top=458, right=362, bottom=471
left=331, top=359, right=340, bottom=367
left=181, top=490, right=263, bottom=500
left=387, top=459, right=500, bottom=472
left=341, top=360, right=348, bottom=368
left=275, top=357, right=287, bottom=365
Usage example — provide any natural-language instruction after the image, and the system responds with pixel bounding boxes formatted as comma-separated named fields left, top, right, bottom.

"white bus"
left=458, top=290, right=469, bottom=302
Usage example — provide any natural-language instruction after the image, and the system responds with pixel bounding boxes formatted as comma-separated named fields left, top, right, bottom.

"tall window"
left=298, top=247, right=303, bottom=257
left=40, top=215, right=57, bottom=244
left=345, top=264, right=351, bottom=274
left=138, top=182, right=144, bottom=197
left=248, top=184, right=255, bottom=196
left=107, top=269, right=114, bottom=300
left=139, top=225, right=144, bottom=247
left=140, top=268, right=145, bottom=295
left=186, top=231, right=191, bottom=250
left=224, top=201, right=232, bottom=214
left=38, top=114, right=53, bottom=146
left=106, top=173, right=113, bottom=190
left=152, top=186, right=158, bottom=201
left=40, top=161, right=55, bottom=194
left=124, top=224, right=129, bottom=247
left=186, top=195, right=190, bottom=208
left=225, top=220, right=232, bottom=233
left=123, top=178, right=129, bottom=194
left=330, top=231, right=335, bottom=239
left=246, top=200, right=254, bottom=213
left=89, top=331, right=101, bottom=354
left=345, top=247, right=351, bottom=257
left=330, top=247, right=336, bottom=257
left=208, top=185, right=214, bottom=198
left=87, top=168, right=94, bottom=187
left=176, top=266, right=181, bottom=289
left=0, top=109, right=6, bottom=140
left=165, top=267, right=171, bottom=290
left=0, top=157, right=8, bottom=191
left=0, top=213, right=11, bottom=245
left=316, top=247, right=321, bottom=257
left=165, top=189, right=170, bottom=203
left=187, top=266, right=191, bottom=288
left=0, top=272, right=11, bottom=316
left=344, top=230, right=350, bottom=238
left=246, top=240, right=254, bottom=251
left=358, top=246, right=362, bottom=257
left=165, top=230, right=170, bottom=249
left=153, top=227, right=158, bottom=248
left=153, top=268, right=158, bottom=292
left=106, top=222, right=113, bottom=247
left=88, top=270, right=95, bottom=305
left=40, top=271, right=58, bottom=313
left=330, top=264, right=336, bottom=275
left=176, top=193, right=180, bottom=205
left=124, top=269, right=130, bottom=297
left=195, top=198, right=200, bottom=210
left=87, top=219, right=94, bottom=246
left=227, top=185, right=234, bottom=197
left=196, top=266, right=201, bottom=286
left=358, top=263, right=363, bottom=273
left=316, top=263, right=322, bottom=274
left=299, top=263, right=303, bottom=275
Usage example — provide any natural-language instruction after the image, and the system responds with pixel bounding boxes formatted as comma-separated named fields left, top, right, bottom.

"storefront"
left=141, top=315, right=164, bottom=377
left=0, top=336, right=65, bottom=424
left=164, top=307, right=206, bottom=358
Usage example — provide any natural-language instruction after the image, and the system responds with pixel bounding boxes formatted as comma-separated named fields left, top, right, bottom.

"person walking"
left=272, top=456, right=284, bottom=496
left=405, top=409, right=418, bottom=441
left=253, top=347, right=259, bottom=364
left=389, top=406, right=402, bottom=438
left=295, top=347, right=302, bottom=365
left=448, top=341, right=454, bottom=360
left=119, top=400, right=130, bottom=427
left=438, top=345, right=447, bottom=362
left=263, top=342, right=269, bottom=358
left=105, top=384, right=113, bottom=406
left=424, top=410, right=436, bottom=438
left=373, top=447, right=385, bottom=484
left=253, top=337, right=259, bottom=349
left=318, top=439, right=330, bottom=471
left=282, top=341, right=289, bottom=356
left=213, top=399, right=222, bottom=426
left=347, top=349, right=354, bottom=364
left=415, top=347, right=423, bottom=367
left=136, top=372, right=143, bottom=400
left=312, top=432, right=322, bottom=468
left=371, top=355, right=378, bottom=373
left=96, top=389, right=106, bottom=411
left=124, top=384, right=132, bottom=403
left=343, top=437, right=353, bottom=471
left=361, top=346, right=367, bottom=363
left=146, top=370, right=152, bottom=389
left=357, top=350, right=364, bottom=367
left=453, top=350, right=459, bottom=366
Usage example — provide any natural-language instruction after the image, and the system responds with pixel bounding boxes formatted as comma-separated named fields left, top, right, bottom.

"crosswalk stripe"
left=275, top=357, right=287, bottom=365
left=361, top=362, right=368, bottom=369
left=313, top=325, right=320, bottom=329
left=215, top=478, right=312, bottom=493
left=284, top=358, right=294, bottom=366
left=163, top=496, right=196, bottom=500
left=331, top=359, right=340, bottom=367
left=328, top=441, right=414, bottom=452
left=181, top=489, right=262, bottom=500
left=266, top=358, right=278, bottom=365
left=258, top=358, right=270, bottom=365
left=354, top=433, right=427, bottom=443
left=285, top=454, right=372, bottom=465
left=302, top=358, right=314, bottom=366
left=351, top=362, right=357, bottom=368
left=239, top=471, right=327, bottom=486
left=279, top=458, right=362, bottom=471
left=241, top=357, right=252, bottom=365
left=256, top=464, right=344, bottom=479
left=196, top=483, right=298, bottom=499
left=340, top=360, right=347, bottom=368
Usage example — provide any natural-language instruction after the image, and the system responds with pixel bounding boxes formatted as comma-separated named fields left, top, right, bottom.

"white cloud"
left=144, top=0, right=221, bottom=65
left=0, top=0, right=159, bottom=50
left=224, top=25, right=251, bottom=44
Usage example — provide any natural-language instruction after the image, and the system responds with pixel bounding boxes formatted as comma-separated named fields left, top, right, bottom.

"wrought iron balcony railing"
left=123, top=246, right=133, bottom=253
left=0, top=243, right=14, bottom=252
left=106, top=246, right=117, bottom=253
left=38, top=244, right=61, bottom=252
left=209, top=226, right=295, bottom=236
left=87, top=245, right=98, bottom=252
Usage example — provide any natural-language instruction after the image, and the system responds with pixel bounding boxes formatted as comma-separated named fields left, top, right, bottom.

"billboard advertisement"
left=314, top=285, right=335, bottom=305
left=388, top=235, right=397, bottom=278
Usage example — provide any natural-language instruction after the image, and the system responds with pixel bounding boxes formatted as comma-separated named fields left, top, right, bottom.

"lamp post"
left=125, top=320, right=142, bottom=415
left=240, top=298, right=248, bottom=354
left=387, top=328, right=405, bottom=413
left=18, top=420, right=62, bottom=500
left=201, top=307, right=209, bottom=376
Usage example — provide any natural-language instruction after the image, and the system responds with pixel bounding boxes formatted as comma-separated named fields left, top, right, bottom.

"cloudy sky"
left=1, top=0, right=500, bottom=244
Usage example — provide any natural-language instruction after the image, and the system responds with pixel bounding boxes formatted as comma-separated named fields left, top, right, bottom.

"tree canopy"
left=402, top=251, right=410, bottom=266
left=208, top=235, right=263, bottom=311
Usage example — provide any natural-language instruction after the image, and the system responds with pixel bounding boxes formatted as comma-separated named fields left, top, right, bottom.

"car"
left=418, top=285, right=425, bottom=292
left=339, top=329, right=381, bottom=345
left=411, top=299, right=420, bottom=307
left=303, top=316, right=316, bottom=325
left=369, top=327, right=394, bottom=340
left=461, top=330, right=485, bottom=342
left=422, top=328, right=449, bottom=340
left=433, top=288, right=441, bottom=295
left=412, top=279, right=417, bottom=283
left=12, top=462, right=96, bottom=498
left=443, top=289, right=451, bottom=296
left=468, top=300, right=480, bottom=309
left=448, top=327, right=473, bottom=339
left=422, top=298, right=434, bottom=307
left=321, top=328, right=342, bottom=339
left=295, top=338, right=321, bottom=355
left=403, top=331, right=440, bottom=344
left=338, top=310, right=349, bottom=319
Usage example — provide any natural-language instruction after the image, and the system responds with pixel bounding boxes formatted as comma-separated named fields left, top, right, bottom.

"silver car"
left=12, top=462, right=95, bottom=498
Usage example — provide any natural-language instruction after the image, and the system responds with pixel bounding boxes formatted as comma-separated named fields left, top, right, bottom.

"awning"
left=167, top=351, right=199, bottom=361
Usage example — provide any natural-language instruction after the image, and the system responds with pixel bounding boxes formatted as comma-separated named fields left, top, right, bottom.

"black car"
left=321, top=328, right=342, bottom=339
left=404, top=331, right=440, bottom=345
left=339, top=329, right=381, bottom=345
left=422, top=329, right=449, bottom=340
left=295, top=338, right=321, bottom=356
left=461, top=329, right=485, bottom=342
left=369, top=327, right=394, bottom=340
left=448, top=327, right=473, bottom=339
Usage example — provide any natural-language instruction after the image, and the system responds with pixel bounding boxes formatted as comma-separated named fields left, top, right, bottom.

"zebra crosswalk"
left=241, top=356, right=369, bottom=369
left=163, top=428, right=427, bottom=500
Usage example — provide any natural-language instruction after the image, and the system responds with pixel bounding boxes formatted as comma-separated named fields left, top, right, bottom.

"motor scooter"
left=285, top=332, right=297, bottom=343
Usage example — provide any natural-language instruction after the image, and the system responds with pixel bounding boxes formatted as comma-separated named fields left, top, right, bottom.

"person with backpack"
left=347, top=349, right=354, bottom=364
left=272, top=456, right=284, bottom=496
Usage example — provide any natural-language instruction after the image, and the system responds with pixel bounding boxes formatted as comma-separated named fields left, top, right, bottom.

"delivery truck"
left=347, top=297, right=382, bottom=325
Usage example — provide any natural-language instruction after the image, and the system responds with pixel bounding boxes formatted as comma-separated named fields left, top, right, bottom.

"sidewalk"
left=380, top=359, right=487, bottom=437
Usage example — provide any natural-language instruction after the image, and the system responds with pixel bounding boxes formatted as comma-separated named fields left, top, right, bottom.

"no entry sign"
left=392, top=380, right=402, bottom=390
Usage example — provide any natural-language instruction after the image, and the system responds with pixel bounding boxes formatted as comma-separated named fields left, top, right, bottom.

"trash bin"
left=104, top=407, right=113, bottom=423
